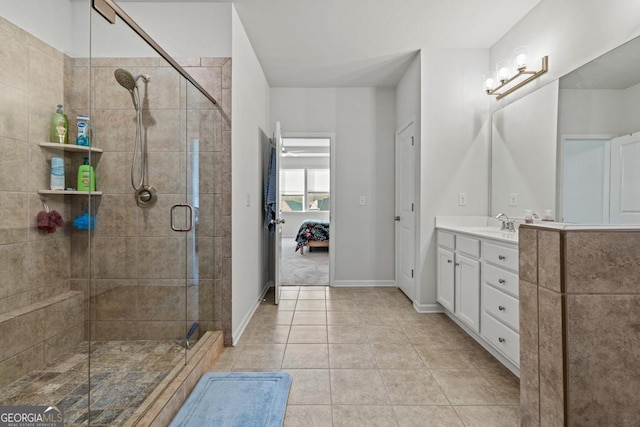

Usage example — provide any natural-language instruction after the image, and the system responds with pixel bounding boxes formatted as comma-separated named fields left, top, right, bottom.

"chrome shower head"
left=114, top=68, right=137, bottom=91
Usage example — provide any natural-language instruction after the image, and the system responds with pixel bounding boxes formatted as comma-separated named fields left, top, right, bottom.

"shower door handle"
left=170, top=204, right=194, bottom=232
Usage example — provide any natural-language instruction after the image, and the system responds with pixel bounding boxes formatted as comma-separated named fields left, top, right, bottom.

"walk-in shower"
left=114, top=68, right=157, bottom=208
left=0, top=0, right=230, bottom=424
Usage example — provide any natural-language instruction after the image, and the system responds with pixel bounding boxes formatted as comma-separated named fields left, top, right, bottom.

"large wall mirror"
left=491, top=35, right=640, bottom=224
left=491, top=81, right=558, bottom=220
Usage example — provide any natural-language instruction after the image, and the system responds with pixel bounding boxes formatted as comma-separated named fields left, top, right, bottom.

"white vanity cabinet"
left=436, top=228, right=519, bottom=375
left=480, top=240, right=520, bottom=367
left=436, top=232, right=481, bottom=333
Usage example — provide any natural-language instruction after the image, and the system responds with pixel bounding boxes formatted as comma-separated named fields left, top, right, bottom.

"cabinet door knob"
left=498, top=337, right=506, bottom=343
left=498, top=278, right=506, bottom=284
left=447, top=259, right=452, bottom=263
left=498, top=255, right=506, bottom=261
left=455, top=262, right=460, bottom=267
left=498, top=305, right=505, bottom=311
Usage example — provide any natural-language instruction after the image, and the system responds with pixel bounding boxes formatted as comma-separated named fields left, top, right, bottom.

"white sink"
left=457, top=226, right=518, bottom=241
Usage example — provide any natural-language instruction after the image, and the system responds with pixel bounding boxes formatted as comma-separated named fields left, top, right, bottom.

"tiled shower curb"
left=124, top=331, right=224, bottom=426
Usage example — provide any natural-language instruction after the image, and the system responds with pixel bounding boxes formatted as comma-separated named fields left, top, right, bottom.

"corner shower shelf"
left=38, top=142, right=103, bottom=153
left=38, top=143, right=103, bottom=196
left=38, top=190, right=103, bottom=196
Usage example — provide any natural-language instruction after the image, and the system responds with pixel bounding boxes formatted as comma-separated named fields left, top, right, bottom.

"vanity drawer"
left=437, top=231, right=455, bottom=250
left=481, top=311, right=520, bottom=364
left=482, top=283, right=519, bottom=332
left=483, top=263, right=519, bottom=298
left=483, top=242, right=518, bottom=272
left=457, top=235, right=480, bottom=258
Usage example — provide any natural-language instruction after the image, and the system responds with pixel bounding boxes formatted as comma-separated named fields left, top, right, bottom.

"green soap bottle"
left=50, top=104, right=69, bottom=144
left=77, top=157, right=95, bottom=192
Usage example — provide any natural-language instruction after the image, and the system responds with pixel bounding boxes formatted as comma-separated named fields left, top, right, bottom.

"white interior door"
left=610, top=132, right=640, bottom=224
left=395, top=122, right=416, bottom=300
left=562, top=138, right=610, bottom=224
left=274, top=122, right=284, bottom=304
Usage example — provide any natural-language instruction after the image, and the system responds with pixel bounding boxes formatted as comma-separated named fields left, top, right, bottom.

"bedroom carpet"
left=281, top=237, right=329, bottom=286
left=169, top=372, right=292, bottom=427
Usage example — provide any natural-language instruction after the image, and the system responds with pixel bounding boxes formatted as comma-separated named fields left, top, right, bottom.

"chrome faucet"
left=495, top=213, right=516, bottom=232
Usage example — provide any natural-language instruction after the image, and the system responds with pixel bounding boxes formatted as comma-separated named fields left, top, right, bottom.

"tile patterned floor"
left=214, top=286, right=520, bottom=427
left=0, top=340, right=185, bottom=426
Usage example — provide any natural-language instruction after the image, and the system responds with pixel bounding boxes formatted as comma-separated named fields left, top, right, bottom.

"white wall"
left=2, top=0, right=73, bottom=53
left=3, top=1, right=232, bottom=60
left=395, top=52, right=422, bottom=301
left=396, top=54, right=421, bottom=129
left=418, top=49, right=491, bottom=309
left=560, top=82, right=640, bottom=136
left=489, top=0, right=640, bottom=109
left=270, top=87, right=397, bottom=284
left=621, top=83, right=640, bottom=134
left=231, top=6, right=271, bottom=343
left=88, top=2, right=232, bottom=59
left=559, top=89, right=623, bottom=135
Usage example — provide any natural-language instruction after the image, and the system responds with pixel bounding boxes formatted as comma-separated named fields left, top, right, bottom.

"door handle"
left=394, top=216, right=400, bottom=221
left=170, top=204, right=194, bottom=232
left=270, top=219, right=286, bottom=225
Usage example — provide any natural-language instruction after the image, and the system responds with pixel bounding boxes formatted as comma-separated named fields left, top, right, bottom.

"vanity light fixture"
left=485, top=54, right=548, bottom=100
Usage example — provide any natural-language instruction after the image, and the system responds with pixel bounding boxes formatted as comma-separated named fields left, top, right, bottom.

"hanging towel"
left=264, top=146, right=277, bottom=233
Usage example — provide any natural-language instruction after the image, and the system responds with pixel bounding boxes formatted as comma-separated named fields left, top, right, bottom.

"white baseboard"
left=412, top=302, right=445, bottom=313
left=331, top=280, right=396, bottom=288
left=232, top=282, right=271, bottom=346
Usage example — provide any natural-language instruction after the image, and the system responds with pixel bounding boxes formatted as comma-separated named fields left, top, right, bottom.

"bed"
left=294, top=219, right=330, bottom=254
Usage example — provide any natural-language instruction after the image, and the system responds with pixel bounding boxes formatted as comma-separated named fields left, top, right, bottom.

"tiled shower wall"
left=0, top=14, right=232, bottom=389
left=67, top=56, right=232, bottom=344
left=0, top=17, right=83, bottom=387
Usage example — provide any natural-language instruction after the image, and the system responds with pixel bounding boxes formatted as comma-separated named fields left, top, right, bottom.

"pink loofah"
left=37, top=211, right=50, bottom=228
left=36, top=210, right=64, bottom=233
left=48, top=210, right=64, bottom=229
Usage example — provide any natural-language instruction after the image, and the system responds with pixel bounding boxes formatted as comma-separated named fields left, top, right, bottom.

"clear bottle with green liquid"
left=50, top=104, right=69, bottom=144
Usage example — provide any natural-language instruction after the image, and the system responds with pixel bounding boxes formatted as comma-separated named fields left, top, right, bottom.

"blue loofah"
left=73, top=212, right=95, bottom=230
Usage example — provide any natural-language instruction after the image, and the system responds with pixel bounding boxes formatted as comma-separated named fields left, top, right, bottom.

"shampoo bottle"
left=76, top=115, right=90, bottom=146
left=50, top=104, right=69, bottom=144
left=77, top=157, right=95, bottom=192
left=50, top=157, right=65, bottom=190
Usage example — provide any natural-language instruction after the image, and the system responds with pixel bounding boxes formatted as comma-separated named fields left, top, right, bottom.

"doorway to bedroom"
left=279, top=136, right=332, bottom=287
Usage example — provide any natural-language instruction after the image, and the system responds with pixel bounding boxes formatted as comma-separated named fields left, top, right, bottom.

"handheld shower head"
left=114, top=68, right=137, bottom=91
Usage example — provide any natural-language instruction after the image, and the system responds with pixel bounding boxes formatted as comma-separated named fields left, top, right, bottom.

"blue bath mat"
left=170, top=372, right=292, bottom=427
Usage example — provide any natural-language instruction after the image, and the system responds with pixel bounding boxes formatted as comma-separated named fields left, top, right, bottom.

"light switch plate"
left=359, top=196, right=366, bottom=206
left=458, top=193, right=467, bottom=206
left=509, top=193, right=518, bottom=206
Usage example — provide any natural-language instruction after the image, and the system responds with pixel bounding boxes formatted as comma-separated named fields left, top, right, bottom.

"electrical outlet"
left=509, top=193, right=518, bottom=206
left=359, top=196, right=366, bottom=206
left=458, top=193, right=467, bottom=206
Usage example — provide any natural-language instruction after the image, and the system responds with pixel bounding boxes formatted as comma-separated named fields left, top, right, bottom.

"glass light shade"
left=483, top=71, right=496, bottom=91
left=485, top=77, right=495, bottom=91
left=514, top=46, right=529, bottom=70
left=496, top=59, right=511, bottom=82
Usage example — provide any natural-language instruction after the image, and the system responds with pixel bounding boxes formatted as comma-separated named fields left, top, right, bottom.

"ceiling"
left=225, top=0, right=542, bottom=87
left=121, top=0, right=542, bottom=87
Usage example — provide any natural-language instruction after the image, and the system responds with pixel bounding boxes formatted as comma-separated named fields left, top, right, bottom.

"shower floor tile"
left=0, top=340, right=185, bottom=426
